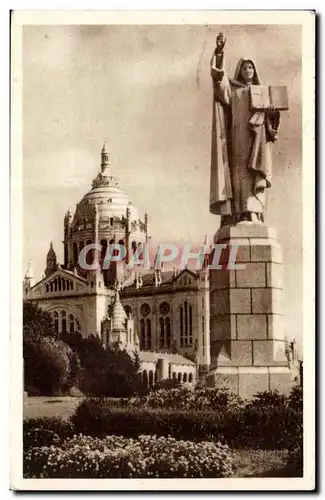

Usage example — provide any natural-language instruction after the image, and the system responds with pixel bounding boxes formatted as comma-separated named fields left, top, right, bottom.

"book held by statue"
left=250, top=85, right=289, bottom=111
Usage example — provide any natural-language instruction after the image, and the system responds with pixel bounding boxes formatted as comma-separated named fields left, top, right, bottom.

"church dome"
left=71, top=145, right=139, bottom=227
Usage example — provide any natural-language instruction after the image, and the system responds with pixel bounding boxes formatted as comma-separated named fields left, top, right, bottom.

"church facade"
left=23, top=145, right=203, bottom=385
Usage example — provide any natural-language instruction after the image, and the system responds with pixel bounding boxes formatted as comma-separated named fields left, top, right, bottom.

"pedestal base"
left=206, top=366, right=294, bottom=398
left=209, top=223, right=294, bottom=396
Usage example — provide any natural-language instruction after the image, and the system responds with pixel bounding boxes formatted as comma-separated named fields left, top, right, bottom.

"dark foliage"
left=23, top=301, right=57, bottom=341
left=60, top=333, right=141, bottom=397
left=23, top=417, right=74, bottom=450
left=71, top=393, right=302, bottom=449
left=23, top=337, right=71, bottom=395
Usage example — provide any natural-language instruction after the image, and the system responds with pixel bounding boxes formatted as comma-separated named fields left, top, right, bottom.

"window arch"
left=61, top=310, right=67, bottom=333
left=146, top=319, right=152, bottom=350
left=166, top=317, right=171, bottom=348
left=73, top=242, right=78, bottom=266
left=189, top=373, right=193, bottom=383
left=68, top=314, right=74, bottom=334
left=177, top=373, right=182, bottom=382
left=124, top=305, right=132, bottom=318
left=86, top=239, right=93, bottom=265
left=100, top=239, right=108, bottom=268
left=183, top=373, right=188, bottom=383
left=139, top=317, right=152, bottom=351
left=140, top=319, right=145, bottom=350
left=180, top=301, right=192, bottom=347
left=159, top=317, right=165, bottom=349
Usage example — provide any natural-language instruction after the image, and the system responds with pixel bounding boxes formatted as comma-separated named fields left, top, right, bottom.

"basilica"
left=23, top=144, right=211, bottom=385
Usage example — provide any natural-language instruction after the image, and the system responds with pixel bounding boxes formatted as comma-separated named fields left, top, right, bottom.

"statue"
left=210, top=33, right=285, bottom=226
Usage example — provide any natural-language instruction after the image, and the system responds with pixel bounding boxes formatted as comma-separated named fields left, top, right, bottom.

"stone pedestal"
left=208, top=223, right=293, bottom=398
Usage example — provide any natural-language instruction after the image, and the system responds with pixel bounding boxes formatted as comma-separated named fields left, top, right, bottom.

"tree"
left=62, top=333, right=141, bottom=397
left=23, top=302, right=79, bottom=395
left=23, top=301, right=56, bottom=341
left=24, top=337, right=71, bottom=395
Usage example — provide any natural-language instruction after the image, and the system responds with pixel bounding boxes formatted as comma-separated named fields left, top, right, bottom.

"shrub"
left=61, top=334, right=141, bottom=397
left=129, top=386, right=244, bottom=412
left=147, top=378, right=181, bottom=393
left=71, top=396, right=302, bottom=450
left=24, top=337, right=71, bottom=395
left=24, top=417, right=74, bottom=450
left=23, top=434, right=234, bottom=478
left=288, top=385, right=303, bottom=412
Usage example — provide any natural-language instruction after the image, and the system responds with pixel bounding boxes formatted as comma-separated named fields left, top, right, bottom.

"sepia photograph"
left=10, top=10, right=315, bottom=491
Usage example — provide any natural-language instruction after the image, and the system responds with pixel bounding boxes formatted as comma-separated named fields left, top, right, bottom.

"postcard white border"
left=10, top=9, right=315, bottom=491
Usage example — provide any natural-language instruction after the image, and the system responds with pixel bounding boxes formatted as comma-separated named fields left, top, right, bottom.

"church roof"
left=46, top=241, right=57, bottom=260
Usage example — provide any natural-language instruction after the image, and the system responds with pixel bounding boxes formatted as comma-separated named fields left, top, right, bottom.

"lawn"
left=232, top=449, right=290, bottom=477
left=24, top=396, right=82, bottom=420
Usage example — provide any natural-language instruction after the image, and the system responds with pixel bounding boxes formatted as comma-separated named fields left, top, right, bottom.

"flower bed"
left=24, top=434, right=234, bottom=478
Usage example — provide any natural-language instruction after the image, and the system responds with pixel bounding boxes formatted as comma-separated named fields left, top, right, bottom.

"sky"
left=23, top=24, right=302, bottom=348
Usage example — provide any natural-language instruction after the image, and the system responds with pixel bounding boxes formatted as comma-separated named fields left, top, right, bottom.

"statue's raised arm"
left=209, top=34, right=286, bottom=226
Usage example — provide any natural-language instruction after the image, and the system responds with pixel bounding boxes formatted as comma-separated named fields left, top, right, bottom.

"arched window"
left=46, top=285, right=49, bottom=293
left=69, top=314, right=74, bottom=334
left=76, top=319, right=81, bottom=333
left=100, top=239, right=108, bottom=268
left=183, top=373, right=188, bottom=383
left=86, top=239, right=93, bottom=265
left=180, top=305, right=183, bottom=346
left=53, top=311, right=59, bottom=332
left=54, top=279, right=58, bottom=292
left=180, top=301, right=192, bottom=346
left=146, top=319, right=152, bottom=350
left=124, top=305, right=132, bottom=318
left=166, top=317, right=171, bottom=348
left=189, top=373, right=193, bottom=383
left=159, top=317, right=165, bottom=349
left=178, top=372, right=182, bottom=382
left=73, top=242, right=78, bottom=265
left=62, top=279, right=66, bottom=291
left=140, top=319, right=145, bottom=350
left=61, top=311, right=67, bottom=333
left=172, top=372, right=177, bottom=379
left=50, top=281, right=53, bottom=292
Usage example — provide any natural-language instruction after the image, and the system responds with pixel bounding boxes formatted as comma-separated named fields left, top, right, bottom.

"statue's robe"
left=209, top=57, right=280, bottom=219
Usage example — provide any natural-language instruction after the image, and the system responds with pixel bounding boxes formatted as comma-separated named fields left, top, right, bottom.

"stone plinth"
left=209, top=223, right=293, bottom=397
